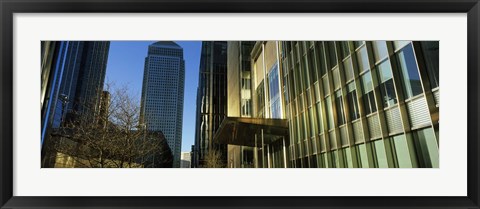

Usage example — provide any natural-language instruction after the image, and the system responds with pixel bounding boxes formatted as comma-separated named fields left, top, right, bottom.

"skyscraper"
left=140, top=41, right=185, bottom=168
left=193, top=41, right=228, bottom=168
left=41, top=41, right=110, bottom=167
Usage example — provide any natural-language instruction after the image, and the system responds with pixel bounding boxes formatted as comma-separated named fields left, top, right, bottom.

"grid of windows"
left=280, top=41, right=439, bottom=168
left=140, top=41, right=185, bottom=168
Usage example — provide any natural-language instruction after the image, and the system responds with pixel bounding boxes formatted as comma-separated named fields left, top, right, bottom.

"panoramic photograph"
left=40, top=41, right=439, bottom=168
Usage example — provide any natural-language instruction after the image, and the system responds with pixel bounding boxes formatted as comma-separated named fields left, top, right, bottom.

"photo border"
left=1, top=0, right=479, bottom=208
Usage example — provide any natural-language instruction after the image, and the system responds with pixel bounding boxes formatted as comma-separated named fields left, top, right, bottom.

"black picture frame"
left=1, top=0, right=479, bottom=208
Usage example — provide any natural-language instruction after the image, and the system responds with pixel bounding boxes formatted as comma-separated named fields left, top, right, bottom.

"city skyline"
left=105, top=41, right=201, bottom=152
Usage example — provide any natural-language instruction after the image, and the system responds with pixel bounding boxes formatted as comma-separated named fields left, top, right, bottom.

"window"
left=343, top=57, right=354, bottom=82
left=326, top=41, right=337, bottom=69
left=335, top=90, right=346, bottom=126
left=420, top=41, right=439, bottom=89
left=340, top=41, right=350, bottom=59
left=346, top=82, right=360, bottom=120
left=354, top=41, right=365, bottom=49
left=376, top=60, right=397, bottom=107
left=318, top=42, right=327, bottom=76
left=395, top=44, right=423, bottom=99
left=356, top=143, right=369, bottom=168
left=361, top=71, right=377, bottom=115
left=373, top=140, right=389, bottom=168
left=393, top=41, right=410, bottom=50
left=391, top=135, right=414, bottom=168
left=356, top=46, right=370, bottom=73
left=308, top=48, right=318, bottom=83
left=413, top=128, right=439, bottom=168
left=372, top=41, right=389, bottom=62
left=326, top=96, right=334, bottom=130
left=315, top=102, right=323, bottom=133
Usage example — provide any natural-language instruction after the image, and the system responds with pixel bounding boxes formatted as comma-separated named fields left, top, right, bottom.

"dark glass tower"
left=41, top=41, right=110, bottom=167
left=193, top=41, right=228, bottom=168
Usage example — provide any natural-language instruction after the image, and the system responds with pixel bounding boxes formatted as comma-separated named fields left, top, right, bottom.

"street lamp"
left=58, top=93, right=69, bottom=125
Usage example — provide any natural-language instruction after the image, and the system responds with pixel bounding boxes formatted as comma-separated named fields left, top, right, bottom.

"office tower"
left=41, top=41, right=110, bottom=144
left=140, top=41, right=185, bottom=168
left=215, top=41, right=439, bottom=168
left=193, top=41, right=228, bottom=168
left=41, top=41, right=110, bottom=167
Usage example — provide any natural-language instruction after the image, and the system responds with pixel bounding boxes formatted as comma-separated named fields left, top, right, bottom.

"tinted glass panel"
left=396, top=44, right=423, bottom=98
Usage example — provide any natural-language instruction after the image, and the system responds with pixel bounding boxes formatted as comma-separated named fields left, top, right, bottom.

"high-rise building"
left=140, top=41, right=185, bottom=168
left=41, top=41, right=110, bottom=167
left=225, top=41, right=256, bottom=168
left=214, top=41, right=439, bottom=168
left=193, top=41, right=228, bottom=168
left=180, top=152, right=191, bottom=168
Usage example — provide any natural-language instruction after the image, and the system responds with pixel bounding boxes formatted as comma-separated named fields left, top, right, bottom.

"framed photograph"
left=1, top=0, right=479, bottom=208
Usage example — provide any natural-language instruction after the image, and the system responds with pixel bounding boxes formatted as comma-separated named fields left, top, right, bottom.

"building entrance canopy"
left=213, top=117, right=289, bottom=147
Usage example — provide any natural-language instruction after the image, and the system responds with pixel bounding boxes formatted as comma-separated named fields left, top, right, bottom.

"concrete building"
left=140, top=41, right=185, bottom=168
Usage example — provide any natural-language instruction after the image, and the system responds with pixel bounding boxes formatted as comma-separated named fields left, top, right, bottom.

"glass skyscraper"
left=192, top=41, right=228, bottom=168
left=140, top=41, right=185, bottom=168
left=41, top=41, right=110, bottom=167
left=214, top=41, right=439, bottom=168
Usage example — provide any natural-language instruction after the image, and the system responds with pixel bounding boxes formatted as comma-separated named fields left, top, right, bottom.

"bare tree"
left=203, top=148, right=225, bottom=168
left=46, top=83, right=173, bottom=168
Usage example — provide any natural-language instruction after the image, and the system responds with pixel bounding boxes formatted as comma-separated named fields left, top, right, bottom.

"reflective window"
left=393, top=41, right=410, bottom=50
left=354, top=41, right=365, bottom=49
left=268, top=64, right=282, bottom=118
left=303, top=54, right=311, bottom=88
left=420, top=41, right=439, bottom=88
left=318, top=42, right=327, bottom=76
left=391, top=135, right=413, bottom=168
left=322, top=75, right=330, bottom=96
left=361, top=71, right=377, bottom=114
left=335, top=90, right=346, bottom=126
left=346, top=82, right=360, bottom=120
left=308, top=107, right=317, bottom=136
left=326, top=41, right=337, bottom=69
left=340, top=41, right=350, bottom=59
left=376, top=60, right=397, bottom=107
left=345, top=147, right=353, bottom=168
left=413, top=128, right=439, bottom=168
left=395, top=44, right=423, bottom=99
left=372, top=41, right=389, bottom=62
left=308, top=47, right=319, bottom=83
left=357, top=143, right=369, bottom=168
left=343, top=57, right=354, bottom=82
left=356, top=46, right=370, bottom=73
left=326, top=96, right=334, bottom=130
left=373, top=140, right=388, bottom=168
left=315, top=102, right=324, bottom=133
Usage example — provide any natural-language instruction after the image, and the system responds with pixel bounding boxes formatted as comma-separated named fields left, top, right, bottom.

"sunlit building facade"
left=140, top=41, right=185, bottom=168
left=215, top=41, right=439, bottom=168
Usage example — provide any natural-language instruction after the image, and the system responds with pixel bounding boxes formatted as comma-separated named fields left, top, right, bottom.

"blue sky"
left=104, top=41, right=202, bottom=152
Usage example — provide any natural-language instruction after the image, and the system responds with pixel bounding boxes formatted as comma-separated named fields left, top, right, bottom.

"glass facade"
left=193, top=41, right=228, bottom=168
left=140, top=41, right=185, bottom=168
left=41, top=41, right=110, bottom=167
left=280, top=41, right=439, bottom=168
left=215, top=41, right=439, bottom=168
